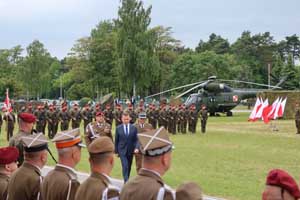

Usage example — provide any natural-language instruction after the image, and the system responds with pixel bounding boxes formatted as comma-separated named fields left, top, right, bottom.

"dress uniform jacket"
left=75, top=172, right=119, bottom=200
left=85, top=121, right=113, bottom=145
left=120, top=169, right=174, bottom=200
left=7, top=162, right=42, bottom=200
left=41, top=164, right=80, bottom=200
left=0, top=173, right=9, bottom=200
left=9, top=131, right=30, bottom=166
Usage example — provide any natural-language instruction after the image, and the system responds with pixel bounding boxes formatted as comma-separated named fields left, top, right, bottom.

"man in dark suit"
left=115, top=111, right=139, bottom=182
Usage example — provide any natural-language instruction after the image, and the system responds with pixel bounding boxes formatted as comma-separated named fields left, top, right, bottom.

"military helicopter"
left=146, top=76, right=283, bottom=116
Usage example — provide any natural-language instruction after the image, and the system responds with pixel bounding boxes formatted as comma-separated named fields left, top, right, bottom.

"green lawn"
left=1, top=113, right=300, bottom=200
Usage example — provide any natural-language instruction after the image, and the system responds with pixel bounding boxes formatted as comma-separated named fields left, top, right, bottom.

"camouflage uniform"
left=70, top=108, right=82, bottom=129
left=46, top=108, right=58, bottom=139
left=188, top=106, right=198, bottom=134
left=295, top=107, right=300, bottom=134
left=59, top=109, right=71, bottom=131
left=199, top=107, right=208, bottom=133
left=3, top=113, right=15, bottom=141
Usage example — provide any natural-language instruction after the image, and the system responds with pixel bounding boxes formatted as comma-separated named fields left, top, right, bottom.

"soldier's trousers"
left=61, top=122, right=69, bottom=131
left=180, top=121, right=187, bottom=133
left=189, top=121, right=197, bottom=133
left=7, top=122, right=14, bottom=141
left=296, top=120, right=300, bottom=134
left=150, top=120, right=157, bottom=129
left=36, top=123, right=43, bottom=133
left=48, top=123, right=55, bottom=139
left=168, top=123, right=176, bottom=134
left=72, top=121, right=80, bottom=129
left=201, top=119, right=207, bottom=133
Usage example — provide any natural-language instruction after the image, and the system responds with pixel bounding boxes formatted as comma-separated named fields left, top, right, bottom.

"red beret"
left=0, top=147, right=19, bottom=164
left=96, top=112, right=104, bottom=117
left=19, top=112, right=36, bottom=123
left=266, top=169, right=300, bottom=198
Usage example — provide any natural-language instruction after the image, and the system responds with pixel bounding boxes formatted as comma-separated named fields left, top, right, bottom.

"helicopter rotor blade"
left=145, top=81, right=205, bottom=99
left=219, top=79, right=282, bottom=89
left=175, top=81, right=209, bottom=99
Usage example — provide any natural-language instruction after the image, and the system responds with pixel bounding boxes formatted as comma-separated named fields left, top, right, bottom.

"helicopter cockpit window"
left=223, top=85, right=233, bottom=92
left=186, top=95, right=197, bottom=105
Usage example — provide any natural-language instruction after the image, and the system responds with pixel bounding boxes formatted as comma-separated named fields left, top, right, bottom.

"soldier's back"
left=42, top=165, right=80, bottom=200
left=0, top=174, right=9, bottom=200
left=120, top=169, right=174, bottom=200
left=7, top=162, right=41, bottom=200
left=9, top=131, right=28, bottom=166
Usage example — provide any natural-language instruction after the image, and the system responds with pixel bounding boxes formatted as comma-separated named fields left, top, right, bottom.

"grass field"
left=1, top=112, right=300, bottom=200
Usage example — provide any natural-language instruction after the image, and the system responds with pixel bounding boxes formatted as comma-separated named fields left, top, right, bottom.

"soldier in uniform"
left=9, top=113, right=36, bottom=166
left=177, top=105, right=182, bottom=133
left=81, top=104, right=93, bottom=132
left=85, top=111, right=113, bottom=145
left=188, top=104, right=198, bottom=134
left=53, top=105, right=60, bottom=134
left=120, top=127, right=175, bottom=200
left=104, top=104, right=114, bottom=125
left=59, top=106, right=71, bottom=131
left=70, top=104, right=82, bottom=129
left=92, top=104, right=101, bottom=120
left=7, top=133, right=48, bottom=200
left=134, top=112, right=153, bottom=173
left=147, top=104, right=157, bottom=129
left=295, top=104, right=300, bottom=134
left=159, top=105, right=168, bottom=129
left=167, top=105, right=177, bottom=135
left=75, top=137, right=120, bottom=200
left=3, top=110, right=15, bottom=141
left=41, top=128, right=85, bottom=200
left=46, top=105, right=58, bottom=139
left=128, top=103, right=137, bottom=124
left=34, top=105, right=47, bottom=134
left=199, top=105, right=208, bottom=133
left=0, top=147, right=19, bottom=200
left=25, top=103, right=33, bottom=114
left=262, top=169, right=300, bottom=200
left=114, top=104, right=123, bottom=127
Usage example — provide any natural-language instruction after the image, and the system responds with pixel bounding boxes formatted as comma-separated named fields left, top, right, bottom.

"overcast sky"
left=1, top=0, right=300, bottom=59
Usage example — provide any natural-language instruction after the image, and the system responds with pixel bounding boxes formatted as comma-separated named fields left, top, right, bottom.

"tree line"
left=0, top=0, right=299, bottom=101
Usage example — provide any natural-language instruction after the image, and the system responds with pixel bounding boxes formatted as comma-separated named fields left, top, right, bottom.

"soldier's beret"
left=265, top=169, right=300, bottom=198
left=176, top=182, right=203, bottom=200
left=21, top=133, right=48, bottom=152
left=96, top=111, right=104, bottom=117
left=138, top=127, right=173, bottom=157
left=88, top=136, right=114, bottom=154
left=19, top=112, right=36, bottom=123
left=138, top=112, right=147, bottom=119
left=0, top=147, right=19, bottom=164
left=52, top=128, right=86, bottom=149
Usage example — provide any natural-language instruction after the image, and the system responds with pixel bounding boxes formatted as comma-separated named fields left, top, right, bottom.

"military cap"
left=52, top=128, right=86, bottom=149
left=19, top=112, right=36, bottom=123
left=138, top=127, right=173, bottom=157
left=21, top=133, right=48, bottom=152
left=0, top=147, right=19, bottom=164
left=265, top=169, right=300, bottom=198
left=88, top=136, right=114, bottom=155
left=96, top=111, right=104, bottom=117
left=176, top=182, right=203, bottom=200
left=138, top=112, right=147, bottom=119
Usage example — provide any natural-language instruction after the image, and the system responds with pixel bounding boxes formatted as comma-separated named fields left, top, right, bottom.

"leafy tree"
left=116, top=0, right=159, bottom=96
left=196, top=33, right=230, bottom=54
left=18, top=40, right=52, bottom=99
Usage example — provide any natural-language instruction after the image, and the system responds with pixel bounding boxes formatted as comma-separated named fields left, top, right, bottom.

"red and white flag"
left=272, top=97, right=282, bottom=120
left=248, top=97, right=262, bottom=121
left=266, top=97, right=280, bottom=120
left=4, top=88, right=12, bottom=113
left=278, top=97, right=287, bottom=117
left=255, top=98, right=268, bottom=120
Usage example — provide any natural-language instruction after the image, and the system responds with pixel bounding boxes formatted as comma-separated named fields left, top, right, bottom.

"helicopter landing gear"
left=209, top=112, right=215, bottom=116
left=226, top=111, right=233, bottom=117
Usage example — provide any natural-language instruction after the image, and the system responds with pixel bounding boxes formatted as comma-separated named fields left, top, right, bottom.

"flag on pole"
left=266, top=97, right=280, bottom=121
left=272, top=97, right=282, bottom=120
left=255, top=98, right=268, bottom=120
left=4, top=88, right=12, bottom=113
left=248, top=97, right=262, bottom=121
left=278, top=97, right=287, bottom=117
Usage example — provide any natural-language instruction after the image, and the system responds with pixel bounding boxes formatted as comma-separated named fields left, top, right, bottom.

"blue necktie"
left=125, top=125, right=129, bottom=136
